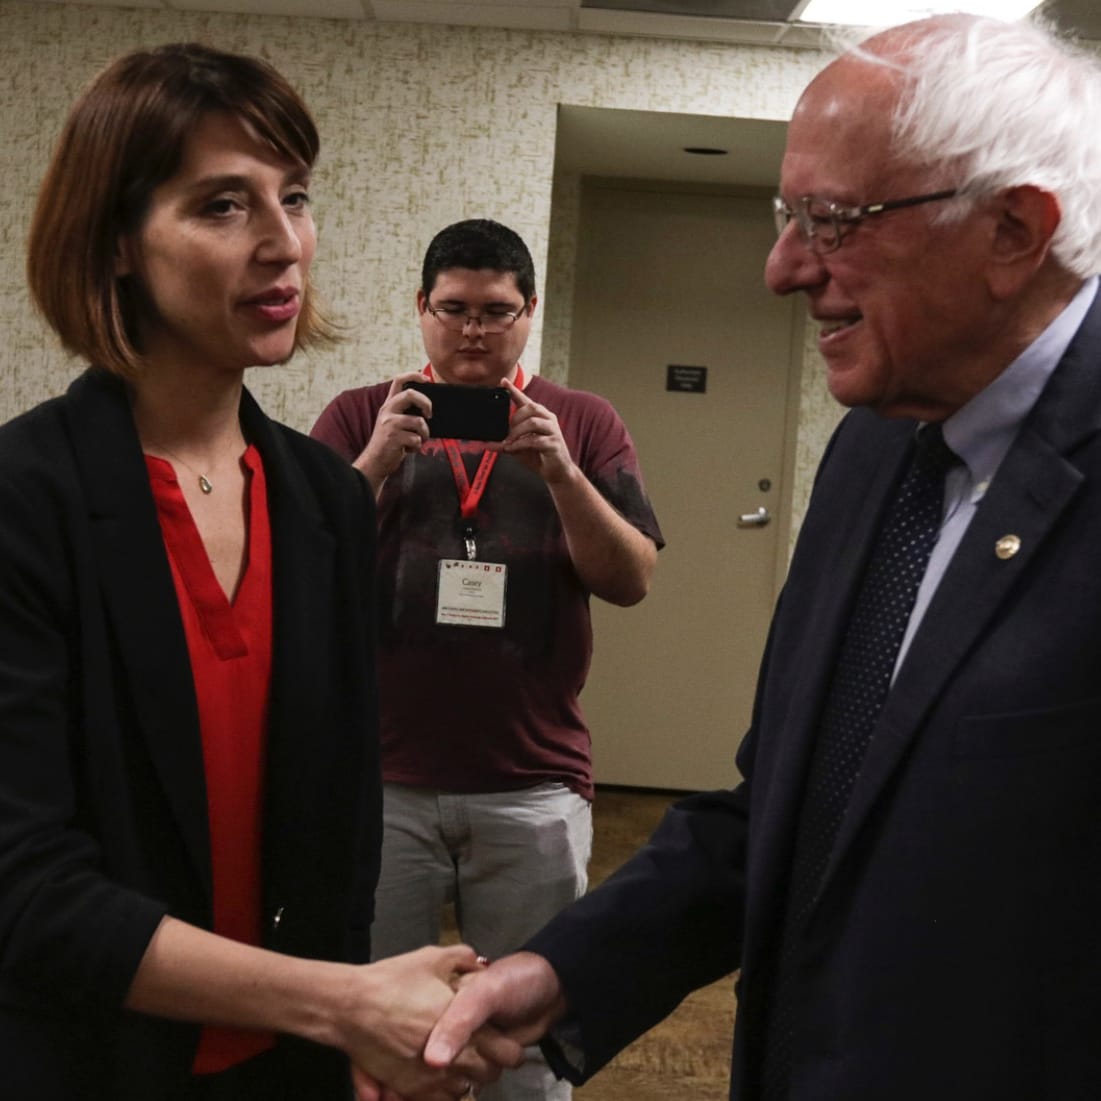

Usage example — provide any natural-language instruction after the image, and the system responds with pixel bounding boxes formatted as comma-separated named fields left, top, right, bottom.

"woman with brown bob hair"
left=2, top=42, right=511, bottom=1101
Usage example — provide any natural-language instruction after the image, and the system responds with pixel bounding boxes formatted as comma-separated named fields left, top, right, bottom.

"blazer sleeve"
left=0, top=425, right=166, bottom=1010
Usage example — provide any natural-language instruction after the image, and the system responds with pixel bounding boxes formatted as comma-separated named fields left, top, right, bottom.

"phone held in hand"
left=402, top=380, right=510, bottom=442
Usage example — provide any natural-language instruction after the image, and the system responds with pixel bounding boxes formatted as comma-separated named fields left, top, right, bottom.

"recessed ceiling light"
left=797, top=0, right=1042, bottom=26
left=683, top=146, right=728, bottom=156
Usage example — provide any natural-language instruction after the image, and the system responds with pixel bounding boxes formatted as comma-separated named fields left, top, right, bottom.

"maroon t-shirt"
left=311, top=373, right=663, bottom=800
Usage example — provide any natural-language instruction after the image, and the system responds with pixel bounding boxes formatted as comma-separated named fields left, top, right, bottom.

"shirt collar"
left=942, top=276, right=1098, bottom=485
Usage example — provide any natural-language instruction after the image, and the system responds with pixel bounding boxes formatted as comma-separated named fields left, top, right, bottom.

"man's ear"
left=986, top=184, right=1061, bottom=299
left=526, top=294, right=538, bottom=318
left=415, top=288, right=428, bottom=314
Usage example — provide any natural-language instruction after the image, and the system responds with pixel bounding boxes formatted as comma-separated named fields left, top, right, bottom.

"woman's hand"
left=338, top=945, right=513, bottom=1101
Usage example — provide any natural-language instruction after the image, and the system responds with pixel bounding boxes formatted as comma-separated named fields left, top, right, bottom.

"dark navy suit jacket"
left=530, top=291, right=1101, bottom=1101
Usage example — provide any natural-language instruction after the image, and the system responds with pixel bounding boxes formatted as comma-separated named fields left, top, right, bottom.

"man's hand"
left=423, top=952, right=569, bottom=1070
left=494, top=379, right=575, bottom=485
left=494, top=378, right=657, bottom=605
left=353, top=372, right=432, bottom=495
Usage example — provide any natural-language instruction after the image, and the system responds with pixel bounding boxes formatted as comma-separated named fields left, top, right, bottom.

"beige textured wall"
left=0, top=0, right=840, bottom=537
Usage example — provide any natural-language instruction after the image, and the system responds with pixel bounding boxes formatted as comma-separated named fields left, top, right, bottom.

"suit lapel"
left=777, top=413, right=915, bottom=775
left=744, top=414, right=914, bottom=962
left=240, top=394, right=338, bottom=892
left=821, top=432, right=1082, bottom=895
left=62, top=369, right=211, bottom=893
left=817, top=295, right=1101, bottom=907
left=62, top=376, right=352, bottom=908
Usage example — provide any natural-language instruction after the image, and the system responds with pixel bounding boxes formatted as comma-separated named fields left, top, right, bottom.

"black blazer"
left=0, top=368, right=381, bottom=1100
left=530, top=289, right=1101, bottom=1101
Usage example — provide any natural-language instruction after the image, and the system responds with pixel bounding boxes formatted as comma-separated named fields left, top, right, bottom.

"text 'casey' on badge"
left=436, top=558, right=508, bottom=628
left=995, top=534, right=1021, bottom=560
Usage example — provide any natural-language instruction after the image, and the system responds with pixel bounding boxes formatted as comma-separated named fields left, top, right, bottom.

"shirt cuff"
left=540, top=1016, right=587, bottom=1084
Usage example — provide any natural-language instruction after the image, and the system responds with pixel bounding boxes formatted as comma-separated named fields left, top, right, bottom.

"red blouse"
left=146, top=445, right=276, bottom=1073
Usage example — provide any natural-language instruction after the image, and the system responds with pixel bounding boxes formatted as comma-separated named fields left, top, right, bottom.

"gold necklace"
left=150, top=445, right=214, bottom=494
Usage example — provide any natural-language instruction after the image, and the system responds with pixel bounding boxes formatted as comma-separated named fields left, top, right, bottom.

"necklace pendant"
left=198, top=475, right=213, bottom=495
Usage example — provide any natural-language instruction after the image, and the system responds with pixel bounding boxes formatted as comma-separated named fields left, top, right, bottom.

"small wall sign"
left=666, top=365, right=708, bottom=393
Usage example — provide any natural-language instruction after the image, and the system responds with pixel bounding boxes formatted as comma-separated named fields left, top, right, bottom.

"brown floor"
left=572, top=786, right=735, bottom=1101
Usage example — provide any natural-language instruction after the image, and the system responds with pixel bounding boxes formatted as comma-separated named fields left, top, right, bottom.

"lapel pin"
left=995, top=534, right=1021, bottom=560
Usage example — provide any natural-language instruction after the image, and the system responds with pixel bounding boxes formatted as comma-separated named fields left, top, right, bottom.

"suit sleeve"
left=520, top=539, right=809, bottom=1079
left=524, top=781, right=749, bottom=1079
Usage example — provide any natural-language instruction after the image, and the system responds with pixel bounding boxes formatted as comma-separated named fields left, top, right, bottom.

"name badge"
left=437, top=558, right=507, bottom=628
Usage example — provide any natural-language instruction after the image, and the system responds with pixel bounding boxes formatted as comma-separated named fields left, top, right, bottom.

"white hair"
left=852, top=15, right=1101, bottom=278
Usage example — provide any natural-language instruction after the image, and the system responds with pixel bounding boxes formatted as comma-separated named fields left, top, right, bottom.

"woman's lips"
left=244, top=290, right=300, bottom=323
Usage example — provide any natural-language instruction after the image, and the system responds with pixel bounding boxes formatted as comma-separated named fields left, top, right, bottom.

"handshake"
left=345, top=945, right=567, bottom=1101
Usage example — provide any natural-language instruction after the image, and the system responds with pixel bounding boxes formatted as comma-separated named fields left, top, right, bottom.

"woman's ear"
left=115, top=235, right=135, bottom=278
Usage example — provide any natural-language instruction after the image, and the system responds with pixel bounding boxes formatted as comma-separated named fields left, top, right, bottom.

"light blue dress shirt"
left=894, top=275, right=1099, bottom=677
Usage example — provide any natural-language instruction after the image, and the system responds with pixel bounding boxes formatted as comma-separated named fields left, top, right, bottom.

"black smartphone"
left=402, top=380, right=511, bottom=442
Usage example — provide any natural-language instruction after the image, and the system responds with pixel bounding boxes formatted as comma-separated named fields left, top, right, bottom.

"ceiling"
left=25, top=0, right=1101, bottom=45
left=556, top=105, right=788, bottom=191
left=25, top=0, right=1100, bottom=191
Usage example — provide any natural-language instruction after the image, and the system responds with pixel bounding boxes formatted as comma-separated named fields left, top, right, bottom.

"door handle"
left=737, top=506, right=771, bottom=528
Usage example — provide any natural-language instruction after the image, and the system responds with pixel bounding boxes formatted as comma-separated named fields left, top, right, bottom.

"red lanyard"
left=425, top=363, right=523, bottom=558
left=444, top=443, right=497, bottom=523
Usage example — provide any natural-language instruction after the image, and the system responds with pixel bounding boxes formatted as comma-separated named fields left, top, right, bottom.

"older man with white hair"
left=411, top=14, right=1101, bottom=1101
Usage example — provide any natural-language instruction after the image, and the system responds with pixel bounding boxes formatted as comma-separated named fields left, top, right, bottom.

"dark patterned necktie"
left=761, top=424, right=960, bottom=1100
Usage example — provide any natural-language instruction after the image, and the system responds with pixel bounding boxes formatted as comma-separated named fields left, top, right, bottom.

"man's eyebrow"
left=435, top=298, right=521, bottom=308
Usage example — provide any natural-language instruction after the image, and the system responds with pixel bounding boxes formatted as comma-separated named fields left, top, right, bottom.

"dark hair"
left=27, top=42, right=333, bottom=377
left=421, top=219, right=536, bottom=304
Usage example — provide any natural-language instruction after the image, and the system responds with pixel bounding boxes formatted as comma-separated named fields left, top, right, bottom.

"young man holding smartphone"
left=311, top=219, right=663, bottom=1101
